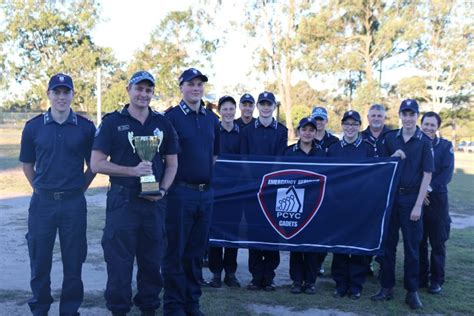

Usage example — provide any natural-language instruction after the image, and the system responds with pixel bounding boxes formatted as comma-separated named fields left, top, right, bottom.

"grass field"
left=1, top=126, right=473, bottom=315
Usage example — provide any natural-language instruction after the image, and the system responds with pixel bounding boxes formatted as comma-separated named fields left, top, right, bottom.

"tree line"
left=0, top=0, right=472, bottom=140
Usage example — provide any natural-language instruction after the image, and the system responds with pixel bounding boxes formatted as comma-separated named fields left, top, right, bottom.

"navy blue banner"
left=209, top=154, right=402, bottom=255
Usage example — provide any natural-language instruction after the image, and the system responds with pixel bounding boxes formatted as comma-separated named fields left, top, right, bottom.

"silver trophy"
left=128, top=131, right=163, bottom=196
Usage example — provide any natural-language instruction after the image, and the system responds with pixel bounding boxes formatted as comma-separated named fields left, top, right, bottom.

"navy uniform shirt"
left=283, top=140, right=326, bottom=157
left=93, top=105, right=180, bottom=189
left=220, top=122, right=241, bottom=154
left=361, top=125, right=391, bottom=157
left=431, top=137, right=454, bottom=193
left=165, top=100, right=220, bottom=184
left=315, top=130, right=339, bottom=152
left=240, top=118, right=288, bottom=156
left=327, top=135, right=375, bottom=158
left=383, top=127, right=435, bottom=188
left=19, top=109, right=96, bottom=190
left=234, top=117, right=256, bottom=130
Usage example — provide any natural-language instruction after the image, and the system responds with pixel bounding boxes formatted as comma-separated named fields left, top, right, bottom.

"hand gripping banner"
left=209, top=154, right=402, bottom=255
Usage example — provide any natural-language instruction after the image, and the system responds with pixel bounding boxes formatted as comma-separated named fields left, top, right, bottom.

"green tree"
left=129, top=9, right=219, bottom=106
left=415, top=0, right=473, bottom=111
left=243, top=0, right=316, bottom=137
left=0, top=0, right=119, bottom=112
left=299, top=0, right=421, bottom=114
left=396, top=76, right=430, bottom=101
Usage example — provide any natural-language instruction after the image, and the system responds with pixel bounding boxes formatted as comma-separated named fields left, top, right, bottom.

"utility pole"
left=96, top=67, right=102, bottom=126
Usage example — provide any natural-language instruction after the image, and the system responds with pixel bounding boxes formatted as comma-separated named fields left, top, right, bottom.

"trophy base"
left=139, top=181, right=160, bottom=196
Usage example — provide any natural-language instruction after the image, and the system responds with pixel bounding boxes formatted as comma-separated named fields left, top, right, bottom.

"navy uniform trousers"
left=27, top=191, right=87, bottom=316
left=380, top=192, right=423, bottom=291
left=162, top=185, right=213, bottom=316
left=331, top=254, right=368, bottom=294
left=419, top=192, right=450, bottom=287
left=102, top=186, right=165, bottom=314
left=208, top=247, right=238, bottom=275
left=290, top=252, right=325, bottom=286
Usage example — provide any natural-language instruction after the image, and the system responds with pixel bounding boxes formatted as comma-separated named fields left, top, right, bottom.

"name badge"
left=117, top=125, right=130, bottom=132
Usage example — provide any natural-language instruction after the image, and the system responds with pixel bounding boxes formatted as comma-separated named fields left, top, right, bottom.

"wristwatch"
left=159, top=188, right=167, bottom=197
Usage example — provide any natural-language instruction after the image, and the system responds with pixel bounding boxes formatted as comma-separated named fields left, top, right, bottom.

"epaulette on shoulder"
left=277, top=121, right=288, bottom=129
left=26, top=113, right=44, bottom=124
left=439, top=137, right=452, bottom=144
left=101, top=111, right=117, bottom=121
left=76, top=113, right=94, bottom=122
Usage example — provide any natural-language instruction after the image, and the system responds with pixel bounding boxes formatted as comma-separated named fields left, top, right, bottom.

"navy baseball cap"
left=179, top=68, right=208, bottom=85
left=128, top=71, right=155, bottom=86
left=297, top=117, right=317, bottom=129
left=257, top=91, right=276, bottom=104
left=311, top=106, right=328, bottom=120
left=218, top=95, right=236, bottom=106
left=48, top=73, right=74, bottom=91
left=240, top=93, right=255, bottom=104
left=399, top=99, right=419, bottom=113
left=342, top=110, right=361, bottom=123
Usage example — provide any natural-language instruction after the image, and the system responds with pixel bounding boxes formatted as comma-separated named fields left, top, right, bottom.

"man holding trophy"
left=91, top=71, right=179, bottom=316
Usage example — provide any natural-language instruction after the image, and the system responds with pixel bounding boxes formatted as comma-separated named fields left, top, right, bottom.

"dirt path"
left=0, top=191, right=473, bottom=315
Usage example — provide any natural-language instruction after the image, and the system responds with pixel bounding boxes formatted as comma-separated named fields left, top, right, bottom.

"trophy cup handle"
left=156, top=130, right=164, bottom=152
left=128, top=131, right=136, bottom=154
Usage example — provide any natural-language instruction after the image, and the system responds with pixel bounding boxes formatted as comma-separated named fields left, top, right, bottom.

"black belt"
left=108, top=183, right=141, bottom=197
left=34, top=188, right=83, bottom=200
left=175, top=181, right=210, bottom=192
left=398, top=187, right=420, bottom=195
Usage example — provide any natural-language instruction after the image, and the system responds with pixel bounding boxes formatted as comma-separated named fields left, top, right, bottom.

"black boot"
left=290, top=282, right=302, bottom=294
left=370, top=287, right=393, bottom=301
left=224, top=273, right=241, bottom=288
left=405, top=291, right=423, bottom=309
left=428, top=283, right=442, bottom=294
left=208, top=272, right=222, bottom=288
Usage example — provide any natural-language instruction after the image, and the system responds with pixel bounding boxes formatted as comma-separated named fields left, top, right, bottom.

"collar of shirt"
left=341, top=134, right=363, bottom=148
left=362, top=125, right=389, bottom=141
left=293, top=140, right=321, bottom=152
left=322, top=130, right=333, bottom=141
left=178, top=99, right=207, bottom=116
left=396, top=126, right=423, bottom=141
left=432, top=136, right=441, bottom=147
left=255, top=118, right=277, bottom=129
left=119, top=104, right=160, bottom=118
left=220, top=122, right=240, bottom=133
left=43, top=108, right=78, bottom=125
